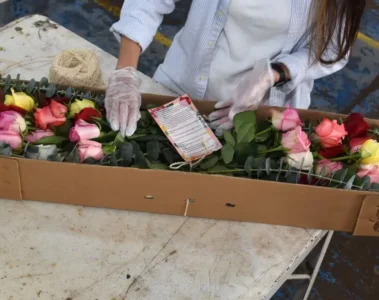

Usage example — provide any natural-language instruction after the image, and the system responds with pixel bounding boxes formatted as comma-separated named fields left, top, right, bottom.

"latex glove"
left=105, top=67, right=141, bottom=137
left=209, top=59, right=274, bottom=135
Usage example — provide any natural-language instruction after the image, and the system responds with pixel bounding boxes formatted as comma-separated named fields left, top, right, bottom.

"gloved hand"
left=209, top=58, right=274, bottom=136
left=105, top=67, right=141, bottom=137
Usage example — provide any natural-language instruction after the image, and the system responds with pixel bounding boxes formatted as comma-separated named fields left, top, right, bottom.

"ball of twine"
left=49, top=49, right=105, bottom=90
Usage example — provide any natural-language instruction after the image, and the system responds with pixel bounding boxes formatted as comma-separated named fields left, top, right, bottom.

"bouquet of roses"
left=1, top=75, right=379, bottom=192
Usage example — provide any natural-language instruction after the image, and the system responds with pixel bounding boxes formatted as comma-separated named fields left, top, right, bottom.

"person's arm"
left=116, top=36, right=141, bottom=70
left=111, top=0, right=177, bottom=54
left=274, top=43, right=349, bottom=94
left=105, top=0, right=178, bottom=137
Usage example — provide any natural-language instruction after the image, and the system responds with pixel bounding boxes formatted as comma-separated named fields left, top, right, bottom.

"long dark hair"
left=310, top=0, right=367, bottom=65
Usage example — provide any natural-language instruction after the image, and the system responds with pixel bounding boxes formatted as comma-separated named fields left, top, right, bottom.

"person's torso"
left=153, top=0, right=313, bottom=109
left=205, top=0, right=292, bottom=103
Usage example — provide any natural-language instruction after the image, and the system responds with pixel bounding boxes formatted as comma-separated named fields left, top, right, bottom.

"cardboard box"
left=1, top=94, right=379, bottom=237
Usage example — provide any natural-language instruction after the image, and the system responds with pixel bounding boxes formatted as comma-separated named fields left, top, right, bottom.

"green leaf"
left=237, top=123, right=256, bottom=144
left=354, top=175, right=371, bottom=190
left=223, top=130, right=235, bottom=146
left=255, top=130, right=271, bottom=142
left=53, top=120, right=73, bottom=137
left=40, top=77, right=49, bottom=87
left=146, top=140, right=160, bottom=161
left=102, top=145, right=117, bottom=155
left=135, top=150, right=148, bottom=169
left=162, top=147, right=180, bottom=164
left=146, top=159, right=168, bottom=170
left=370, top=183, right=379, bottom=192
left=110, top=153, right=118, bottom=166
left=4, top=75, right=11, bottom=91
left=133, top=134, right=168, bottom=142
left=0, top=142, right=12, bottom=156
left=244, top=156, right=254, bottom=177
left=200, top=155, right=219, bottom=170
left=344, top=175, right=356, bottom=190
left=26, top=79, right=36, bottom=94
left=222, top=143, right=235, bottom=164
left=233, top=111, right=256, bottom=132
left=235, top=143, right=250, bottom=165
left=114, top=132, right=125, bottom=147
left=65, top=87, right=73, bottom=99
left=93, top=131, right=118, bottom=143
left=15, top=74, right=21, bottom=92
left=119, top=142, right=134, bottom=167
left=33, top=136, right=68, bottom=145
left=45, top=83, right=57, bottom=98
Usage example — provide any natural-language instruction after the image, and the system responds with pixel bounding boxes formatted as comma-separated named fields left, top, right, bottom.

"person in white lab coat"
left=105, top=0, right=366, bottom=136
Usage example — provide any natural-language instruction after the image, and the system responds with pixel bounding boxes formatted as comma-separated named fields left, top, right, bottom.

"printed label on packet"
left=149, top=95, right=222, bottom=162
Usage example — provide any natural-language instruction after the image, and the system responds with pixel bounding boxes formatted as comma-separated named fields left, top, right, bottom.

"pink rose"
left=78, top=140, right=104, bottom=162
left=314, top=119, right=348, bottom=148
left=357, top=164, right=379, bottom=184
left=349, top=137, right=370, bottom=153
left=281, top=126, right=311, bottom=153
left=34, top=100, right=67, bottom=130
left=69, top=120, right=100, bottom=142
left=315, top=159, right=343, bottom=177
left=25, top=129, right=54, bottom=143
left=0, top=130, right=22, bottom=149
left=0, top=111, right=26, bottom=133
left=272, top=106, right=302, bottom=131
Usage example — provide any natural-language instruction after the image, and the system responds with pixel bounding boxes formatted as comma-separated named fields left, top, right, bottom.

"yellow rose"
left=4, top=88, right=35, bottom=111
left=360, top=139, right=379, bottom=165
left=69, top=98, right=95, bottom=118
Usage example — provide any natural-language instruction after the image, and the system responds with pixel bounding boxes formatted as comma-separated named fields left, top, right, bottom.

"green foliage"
left=222, top=143, right=235, bottom=164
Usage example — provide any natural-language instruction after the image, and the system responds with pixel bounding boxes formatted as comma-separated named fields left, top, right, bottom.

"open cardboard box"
left=1, top=94, right=379, bottom=237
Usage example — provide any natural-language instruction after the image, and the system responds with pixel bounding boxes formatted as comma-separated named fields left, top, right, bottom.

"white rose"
left=287, top=151, right=314, bottom=170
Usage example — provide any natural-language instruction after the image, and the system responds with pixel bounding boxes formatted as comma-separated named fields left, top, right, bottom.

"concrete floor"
left=0, top=0, right=379, bottom=299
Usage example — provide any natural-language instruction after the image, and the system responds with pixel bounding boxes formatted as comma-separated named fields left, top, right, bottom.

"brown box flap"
left=0, top=158, right=22, bottom=200
left=353, top=196, right=379, bottom=237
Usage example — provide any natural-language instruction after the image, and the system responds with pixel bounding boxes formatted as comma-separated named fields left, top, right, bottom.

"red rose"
left=74, top=107, right=102, bottom=123
left=318, top=144, right=345, bottom=159
left=344, top=113, right=369, bottom=138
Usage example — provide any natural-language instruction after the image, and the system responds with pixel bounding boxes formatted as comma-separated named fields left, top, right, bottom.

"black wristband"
left=271, top=63, right=290, bottom=87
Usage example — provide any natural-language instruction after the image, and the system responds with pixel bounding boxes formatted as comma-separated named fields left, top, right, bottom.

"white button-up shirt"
left=111, top=0, right=348, bottom=109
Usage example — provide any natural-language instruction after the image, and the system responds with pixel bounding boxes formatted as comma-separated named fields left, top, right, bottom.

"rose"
left=0, top=111, right=26, bottom=133
left=272, top=106, right=302, bottom=131
left=0, top=130, right=22, bottom=149
left=318, top=145, right=345, bottom=159
left=25, top=129, right=54, bottom=143
left=4, top=88, right=34, bottom=111
left=314, top=119, right=347, bottom=148
left=315, top=159, right=343, bottom=177
left=360, top=139, right=379, bottom=166
left=69, top=120, right=100, bottom=142
left=74, top=107, right=102, bottom=122
left=287, top=151, right=314, bottom=170
left=349, top=137, right=371, bottom=154
left=34, top=100, right=67, bottom=130
left=69, top=99, right=96, bottom=118
left=77, top=140, right=104, bottom=162
left=281, top=126, right=311, bottom=153
left=344, top=113, right=369, bottom=138
left=357, top=164, right=379, bottom=184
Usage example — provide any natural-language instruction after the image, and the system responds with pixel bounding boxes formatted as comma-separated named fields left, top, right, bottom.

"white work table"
left=0, top=15, right=327, bottom=300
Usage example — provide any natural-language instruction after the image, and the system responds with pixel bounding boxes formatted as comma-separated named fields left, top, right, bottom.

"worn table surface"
left=0, top=15, right=326, bottom=300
